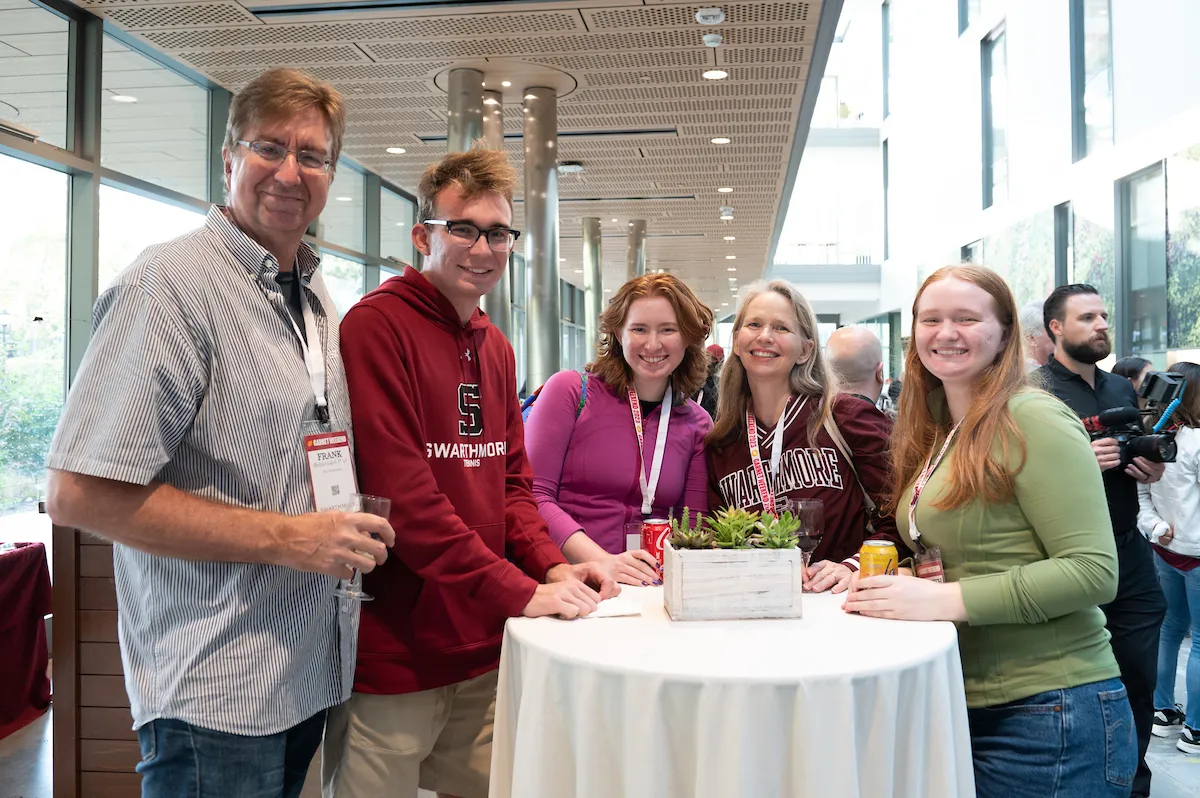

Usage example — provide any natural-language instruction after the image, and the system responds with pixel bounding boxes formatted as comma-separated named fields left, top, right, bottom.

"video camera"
left=1079, top=371, right=1186, bottom=468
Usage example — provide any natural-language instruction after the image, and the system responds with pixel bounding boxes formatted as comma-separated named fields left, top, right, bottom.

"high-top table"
left=490, top=586, right=974, bottom=798
left=0, top=541, right=52, bottom=740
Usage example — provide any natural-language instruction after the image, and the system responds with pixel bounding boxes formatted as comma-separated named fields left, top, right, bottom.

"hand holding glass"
left=332, top=493, right=391, bottom=602
left=794, top=499, right=825, bottom=590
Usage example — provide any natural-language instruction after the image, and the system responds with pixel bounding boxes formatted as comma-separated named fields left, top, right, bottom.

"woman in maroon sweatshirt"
left=705, top=279, right=906, bottom=594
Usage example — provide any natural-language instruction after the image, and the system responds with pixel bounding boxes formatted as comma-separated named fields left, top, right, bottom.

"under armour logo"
left=463, top=349, right=472, bottom=361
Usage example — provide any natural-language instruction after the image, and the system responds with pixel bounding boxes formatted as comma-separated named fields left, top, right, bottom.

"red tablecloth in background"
left=0, top=542, right=52, bottom=740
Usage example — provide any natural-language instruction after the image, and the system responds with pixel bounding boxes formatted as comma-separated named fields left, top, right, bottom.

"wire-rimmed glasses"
left=423, top=219, right=521, bottom=253
left=236, top=139, right=332, bottom=174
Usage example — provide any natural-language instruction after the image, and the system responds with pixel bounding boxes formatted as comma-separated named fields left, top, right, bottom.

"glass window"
left=381, top=187, right=415, bottom=265
left=958, top=0, right=981, bottom=34
left=882, top=0, right=893, bottom=119
left=1167, top=145, right=1200, bottom=351
left=1072, top=0, right=1113, bottom=160
left=983, top=29, right=1009, bottom=209
left=982, top=210, right=1056, bottom=307
left=101, top=36, right=209, bottom=200
left=1071, top=187, right=1116, bottom=311
left=0, top=153, right=66, bottom=532
left=961, top=240, right=983, bottom=263
left=882, top=139, right=890, bottom=260
left=1126, top=165, right=1166, bottom=356
left=99, top=185, right=205, bottom=290
left=320, top=252, right=364, bottom=320
left=513, top=308, right=527, bottom=397
left=319, top=164, right=365, bottom=252
left=0, top=0, right=69, bottom=150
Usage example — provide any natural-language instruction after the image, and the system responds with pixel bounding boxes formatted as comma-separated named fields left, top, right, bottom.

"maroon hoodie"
left=340, top=266, right=567, bottom=695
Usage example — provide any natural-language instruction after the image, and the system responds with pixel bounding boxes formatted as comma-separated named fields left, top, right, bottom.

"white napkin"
left=580, top=594, right=644, bottom=619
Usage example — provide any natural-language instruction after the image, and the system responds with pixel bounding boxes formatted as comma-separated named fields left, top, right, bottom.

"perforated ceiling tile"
left=721, top=46, right=809, bottom=64
left=177, top=45, right=368, bottom=68
left=570, top=83, right=799, bottom=104
left=585, top=2, right=813, bottom=30
left=99, top=2, right=257, bottom=28
left=526, top=50, right=710, bottom=71
left=581, top=65, right=807, bottom=87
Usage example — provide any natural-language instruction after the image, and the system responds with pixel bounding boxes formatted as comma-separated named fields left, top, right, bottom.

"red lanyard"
left=745, top=396, right=800, bottom=517
left=629, top=385, right=673, bottom=516
left=908, top=421, right=963, bottom=546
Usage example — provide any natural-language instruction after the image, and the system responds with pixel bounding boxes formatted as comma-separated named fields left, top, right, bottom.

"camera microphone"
left=1079, top=406, right=1142, bottom=433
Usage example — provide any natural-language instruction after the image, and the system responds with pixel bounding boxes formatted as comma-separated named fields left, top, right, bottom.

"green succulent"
left=754, top=510, right=801, bottom=548
left=707, top=507, right=759, bottom=549
left=669, top=507, right=713, bottom=549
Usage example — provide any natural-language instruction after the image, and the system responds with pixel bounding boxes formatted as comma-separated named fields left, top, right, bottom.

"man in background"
left=826, top=326, right=885, bottom=406
left=1020, top=298, right=1055, bottom=372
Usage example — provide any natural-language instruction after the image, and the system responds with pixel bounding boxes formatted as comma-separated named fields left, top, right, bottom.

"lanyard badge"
left=629, top=385, right=673, bottom=516
left=907, top=421, right=961, bottom=582
left=303, top=420, right=358, bottom=512
left=745, top=396, right=803, bottom=517
left=279, top=275, right=330, bottom=424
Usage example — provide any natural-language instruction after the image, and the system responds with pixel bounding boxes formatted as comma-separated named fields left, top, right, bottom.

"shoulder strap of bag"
left=822, top=413, right=878, bottom=514
left=575, top=370, right=589, bottom=418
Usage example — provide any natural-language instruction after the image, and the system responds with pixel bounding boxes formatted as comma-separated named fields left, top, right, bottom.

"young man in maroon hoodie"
left=323, top=148, right=617, bottom=798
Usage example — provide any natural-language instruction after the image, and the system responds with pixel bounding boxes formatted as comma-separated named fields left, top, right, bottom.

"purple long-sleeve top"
left=525, top=369, right=712, bottom=554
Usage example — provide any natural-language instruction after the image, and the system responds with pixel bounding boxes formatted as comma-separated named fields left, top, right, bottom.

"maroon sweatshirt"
left=705, top=394, right=908, bottom=566
left=340, top=267, right=567, bottom=695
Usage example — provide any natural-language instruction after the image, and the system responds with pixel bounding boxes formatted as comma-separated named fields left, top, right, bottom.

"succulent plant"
left=755, top=510, right=801, bottom=548
left=707, top=507, right=759, bottom=549
left=668, top=507, right=713, bottom=549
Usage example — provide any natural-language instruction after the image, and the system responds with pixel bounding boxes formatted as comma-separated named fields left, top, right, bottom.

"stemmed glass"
left=794, top=499, right=825, bottom=591
left=332, top=493, right=391, bottom=602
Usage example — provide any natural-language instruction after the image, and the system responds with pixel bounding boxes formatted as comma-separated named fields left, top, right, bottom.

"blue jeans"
left=968, top=678, right=1136, bottom=798
left=136, top=710, right=326, bottom=798
left=1154, top=552, right=1200, bottom=728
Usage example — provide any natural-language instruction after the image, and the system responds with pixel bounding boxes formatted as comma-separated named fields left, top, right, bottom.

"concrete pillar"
left=447, top=68, right=483, bottom=152
left=523, top=86, right=560, bottom=389
left=626, top=219, right=647, bottom=279
left=581, top=217, right=603, bottom=355
left=478, top=88, right=511, bottom=338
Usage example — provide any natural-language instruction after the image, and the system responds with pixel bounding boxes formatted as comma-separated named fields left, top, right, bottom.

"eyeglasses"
left=236, top=140, right=332, bottom=174
left=423, top=219, right=521, bottom=253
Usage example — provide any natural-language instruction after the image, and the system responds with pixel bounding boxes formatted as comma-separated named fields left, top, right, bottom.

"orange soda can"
left=859, top=540, right=899, bottom=577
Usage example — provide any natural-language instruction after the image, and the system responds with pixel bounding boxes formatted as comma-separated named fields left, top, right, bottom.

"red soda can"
left=641, top=518, right=671, bottom=562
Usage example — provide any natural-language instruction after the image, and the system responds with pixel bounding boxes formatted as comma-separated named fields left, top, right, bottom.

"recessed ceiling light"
left=573, top=269, right=583, bottom=274
left=711, top=137, right=731, bottom=145
left=702, top=69, right=729, bottom=80
left=723, top=236, right=736, bottom=241
left=501, top=80, right=512, bottom=87
left=717, top=187, right=734, bottom=193
left=559, top=258, right=566, bottom=262
left=336, top=196, right=352, bottom=202
left=396, top=222, right=406, bottom=226
left=726, top=255, right=737, bottom=260
left=110, top=94, right=137, bottom=103
left=721, top=302, right=729, bottom=306
left=727, top=266, right=738, bottom=271
left=385, top=146, right=406, bottom=154
left=612, top=218, right=619, bottom=222
left=720, top=215, right=734, bottom=221
left=605, top=288, right=613, bottom=293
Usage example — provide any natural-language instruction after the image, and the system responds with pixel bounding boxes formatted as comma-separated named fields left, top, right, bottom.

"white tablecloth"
left=489, top=587, right=974, bottom=798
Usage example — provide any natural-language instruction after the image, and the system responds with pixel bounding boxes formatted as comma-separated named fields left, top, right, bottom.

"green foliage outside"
left=1167, top=146, right=1200, bottom=350
left=0, top=362, right=63, bottom=512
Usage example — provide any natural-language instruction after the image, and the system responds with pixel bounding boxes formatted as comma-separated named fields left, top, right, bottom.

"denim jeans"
left=1154, top=552, right=1200, bottom=728
left=135, top=710, right=326, bottom=798
left=968, top=678, right=1136, bottom=798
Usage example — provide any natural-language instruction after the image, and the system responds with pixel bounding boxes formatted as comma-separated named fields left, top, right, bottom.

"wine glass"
left=332, top=493, right=391, bottom=602
left=794, top=499, right=825, bottom=590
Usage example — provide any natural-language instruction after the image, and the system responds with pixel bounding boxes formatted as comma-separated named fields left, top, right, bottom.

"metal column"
left=581, top=217, right=603, bottom=355
left=446, top=68, right=483, bottom=152
left=523, top=86, right=560, bottom=389
left=479, top=89, right=511, bottom=338
left=626, top=219, right=647, bottom=279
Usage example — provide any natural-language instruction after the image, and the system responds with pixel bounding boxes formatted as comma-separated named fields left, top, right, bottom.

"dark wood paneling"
left=80, top=740, right=141, bottom=773
left=80, top=642, right=124, bottom=675
left=81, top=772, right=141, bottom=798
left=79, top=543, right=114, bottom=578
left=79, top=610, right=118, bottom=642
left=81, top=675, right=129, bottom=708
left=53, top=526, right=80, bottom=798
left=79, top=577, right=117, bottom=610
left=81, top=707, right=137, bottom=741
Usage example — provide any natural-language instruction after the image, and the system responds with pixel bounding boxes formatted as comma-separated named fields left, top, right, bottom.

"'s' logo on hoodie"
left=424, top=384, right=505, bottom=467
left=458, top=384, right=483, bottom=436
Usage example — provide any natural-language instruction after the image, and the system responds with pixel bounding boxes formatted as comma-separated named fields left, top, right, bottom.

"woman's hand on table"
left=804, top=560, right=853, bottom=593
left=598, top=550, right=661, bottom=586
left=841, top=574, right=967, bottom=622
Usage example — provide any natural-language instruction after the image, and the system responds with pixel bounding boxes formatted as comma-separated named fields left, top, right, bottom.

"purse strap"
left=822, top=413, right=878, bottom=514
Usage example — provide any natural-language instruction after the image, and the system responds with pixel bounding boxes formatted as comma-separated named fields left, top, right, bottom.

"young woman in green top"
left=844, top=265, right=1136, bottom=797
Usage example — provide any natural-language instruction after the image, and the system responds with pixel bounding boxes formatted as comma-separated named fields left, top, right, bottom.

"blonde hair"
left=588, top=273, right=713, bottom=402
left=418, top=148, right=518, bottom=221
left=224, top=68, right=347, bottom=168
left=707, top=280, right=838, bottom=449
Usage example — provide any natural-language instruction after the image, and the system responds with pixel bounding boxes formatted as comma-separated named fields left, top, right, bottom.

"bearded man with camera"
left=1036, top=283, right=1168, bottom=798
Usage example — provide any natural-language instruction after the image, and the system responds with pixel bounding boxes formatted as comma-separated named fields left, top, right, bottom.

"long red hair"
left=887, top=265, right=1029, bottom=513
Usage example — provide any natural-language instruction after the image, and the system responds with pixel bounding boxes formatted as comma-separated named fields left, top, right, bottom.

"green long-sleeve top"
left=899, top=388, right=1120, bottom=709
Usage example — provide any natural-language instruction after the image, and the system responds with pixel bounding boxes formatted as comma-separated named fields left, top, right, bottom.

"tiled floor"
left=3, top=645, right=1198, bottom=797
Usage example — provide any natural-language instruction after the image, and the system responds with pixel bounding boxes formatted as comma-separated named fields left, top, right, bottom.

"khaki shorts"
left=322, top=670, right=497, bottom=798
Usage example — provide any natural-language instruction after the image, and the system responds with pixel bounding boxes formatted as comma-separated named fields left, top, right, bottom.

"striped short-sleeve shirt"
left=48, top=206, right=358, bottom=736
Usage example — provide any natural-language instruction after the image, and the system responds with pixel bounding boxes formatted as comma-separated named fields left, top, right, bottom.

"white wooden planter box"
left=662, top=540, right=804, bottom=621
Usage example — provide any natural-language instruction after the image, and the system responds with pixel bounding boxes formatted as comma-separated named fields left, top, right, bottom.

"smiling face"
left=223, top=106, right=332, bottom=258
left=413, top=185, right=511, bottom=310
left=915, top=277, right=1008, bottom=388
left=620, top=296, right=685, bottom=391
left=734, top=290, right=814, bottom=386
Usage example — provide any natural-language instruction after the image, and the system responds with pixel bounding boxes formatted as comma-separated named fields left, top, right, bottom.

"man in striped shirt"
left=46, top=68, right=393, bottom=798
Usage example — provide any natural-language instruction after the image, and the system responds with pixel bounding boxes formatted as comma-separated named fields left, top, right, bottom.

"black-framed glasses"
left=424, top=219, right=521, bottom=253
left=236, top=140, right=332, bottom=174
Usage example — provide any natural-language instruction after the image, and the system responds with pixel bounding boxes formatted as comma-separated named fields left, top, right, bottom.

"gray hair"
left=1018, top=299, right=1047, bottom=341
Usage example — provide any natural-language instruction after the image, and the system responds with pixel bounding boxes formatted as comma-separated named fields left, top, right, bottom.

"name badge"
left=304, top=429, right=357, bottom=511
left=914, top=545, right=945, bottom=583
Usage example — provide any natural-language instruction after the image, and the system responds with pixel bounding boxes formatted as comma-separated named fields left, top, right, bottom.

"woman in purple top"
left=525, top=274, right=714, bottom=585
